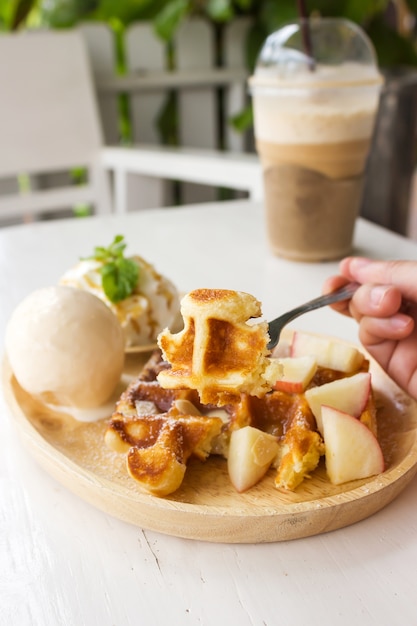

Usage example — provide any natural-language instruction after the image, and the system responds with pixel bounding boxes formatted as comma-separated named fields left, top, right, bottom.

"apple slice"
left=273, top=356, right=317, bottom=393
left=228, top=426, right=279, bottom=493
left=291, top=331, right=364, bottom=373
left=321, top=405, right=384, bottom=485
left=305, top=371, right=371, bottom=434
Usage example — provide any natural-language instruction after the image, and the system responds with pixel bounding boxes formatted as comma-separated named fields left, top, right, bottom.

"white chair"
left=0, top=29, right=262, bottom=225
left=0, top=30, right=112, bottom=224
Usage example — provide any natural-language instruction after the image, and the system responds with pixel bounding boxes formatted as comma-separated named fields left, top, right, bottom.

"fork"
left=267, top=282, right=359, bottom=350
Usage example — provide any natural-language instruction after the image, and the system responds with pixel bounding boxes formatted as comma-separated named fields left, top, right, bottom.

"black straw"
left=296, top=0, right=315, bottom=70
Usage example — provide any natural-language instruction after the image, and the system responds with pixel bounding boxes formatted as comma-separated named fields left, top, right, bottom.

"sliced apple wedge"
left=291, top=331, right=364, bottom=373
left=305, top=371, right=371, bottom=434
left=321, top=405, right=384, bottom=485
left=273, top=356, right=317, bottom=393
left=228, top=426, right=279, bottom=493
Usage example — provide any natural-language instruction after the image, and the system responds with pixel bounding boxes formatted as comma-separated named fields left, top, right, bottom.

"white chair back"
left=0, top=30, right=111, bottom=224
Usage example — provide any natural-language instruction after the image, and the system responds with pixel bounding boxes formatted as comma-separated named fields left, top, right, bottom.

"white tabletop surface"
left=2, top=200, right=417, bottom=626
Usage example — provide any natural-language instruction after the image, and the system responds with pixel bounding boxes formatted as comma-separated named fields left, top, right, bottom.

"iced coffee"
left=250, top=19, right=383, bottom=262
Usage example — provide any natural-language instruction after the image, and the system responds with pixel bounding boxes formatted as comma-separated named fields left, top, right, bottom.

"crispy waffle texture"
left=157, top=289, right=282, bottom=405
left=105, top=353, right=223, bottom=496
left=105, top=351, right=344, bottom=496
left=105, top=289, right=377, bottom=498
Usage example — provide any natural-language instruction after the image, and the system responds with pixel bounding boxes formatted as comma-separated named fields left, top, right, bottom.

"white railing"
left=78, top=18, right=255, bottom=211
left=0, top=20, right=262, bottom=225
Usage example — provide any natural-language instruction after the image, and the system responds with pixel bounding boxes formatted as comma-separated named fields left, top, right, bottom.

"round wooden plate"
left=3, top=344, right=417, bottom=543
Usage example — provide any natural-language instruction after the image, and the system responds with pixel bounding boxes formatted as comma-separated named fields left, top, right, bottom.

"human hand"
left=323, top=257, right=417, bottom=400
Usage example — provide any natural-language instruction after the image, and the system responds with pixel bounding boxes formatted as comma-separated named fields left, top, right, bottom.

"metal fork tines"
left=267, top=282, right=359, bottom=351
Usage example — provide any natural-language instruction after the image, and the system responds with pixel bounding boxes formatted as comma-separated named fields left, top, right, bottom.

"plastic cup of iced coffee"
left=249, top=18, right=383, bottom=262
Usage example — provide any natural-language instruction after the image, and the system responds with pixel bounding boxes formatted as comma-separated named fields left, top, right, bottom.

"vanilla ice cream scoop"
left=60, top=255, right=181, bottom=349
left=5, top=286, right=125, bottom=411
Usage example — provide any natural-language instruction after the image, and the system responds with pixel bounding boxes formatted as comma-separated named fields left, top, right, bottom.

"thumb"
left=340, top=258, right=417, bottom=302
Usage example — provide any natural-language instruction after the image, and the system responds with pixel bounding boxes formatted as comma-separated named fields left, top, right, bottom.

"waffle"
left=106, top=350, right=331, bottom=496
left=245, top=389, right=324, bottom=490
left=106, top=289, right=377, bottom=497
left=157, top=289, right=282, bottom=405
left=105, top=353, right=223, bottom=496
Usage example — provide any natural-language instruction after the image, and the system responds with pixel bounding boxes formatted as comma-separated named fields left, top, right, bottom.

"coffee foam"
left=251, top=63, right=381, bottom=145
left=251, top=62, right=382, bottom=89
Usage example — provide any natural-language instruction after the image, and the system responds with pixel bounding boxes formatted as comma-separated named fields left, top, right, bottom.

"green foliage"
left=407, top=0, right=417, bottom=12
left=154, top=0, right=189, bottom=41
left=367, top=15, right=417, bottom=66
left=156, top=91, right=179, bottom=146
left=84, top=235, right=139, bottom=303
left=145, top=0, right=415, bottom=73
left=100, top=256, right=139, bottom=303
left=332, top=0, right=388, bottom=25
left=244, top=21, right=266, bottom=70
left=258, top=0, right=298, bottom=30
left=5, top=0, right=417, bottom=143
left=244, top=0, right=298, bottom=69
left=230, top=104, right=253, bottom=132
left=92, top=0, right=168, bottom=24
left=7, top=0, right=417, bottom=73
left=38, top=0, right=98, bottom=28
left=206, top=0, right=234, bottom=22
left=0, top=0, right=38, bottom=30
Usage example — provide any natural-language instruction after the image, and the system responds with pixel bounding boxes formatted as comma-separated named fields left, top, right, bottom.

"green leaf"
left=39, top=0, right=99, bottom=28
left=230, top=104, right=253, bottom=133
left=107, top=233, right=127, bottom=257
left=73, top=203, right=92, bottom=218
left=367, top=16, right=417, bottom=67
left=154, top=0, right=189, bottom=41
left=10, top=0, right=36, bottom=30
left=206, top=0, right=234, bottom=23
left=83, top=235, right=139, bottom=303
left=92, top=0, right=168, bottom=25
left=305, top=0, right=345, bottom=18
left=101, top=258, right=139, bottom=303
left=0, top=0, right=14, bottom=29
left=340, top=0, right=389, bottom=24
left=259, top=0, right=298, bottom=32
left=406, top=0, right=417, bottom=13
left=245, top=22, right=268, bottom=70
left=156, top=92, right=178, bottom=145
left=233, top=0, right=254, bottom=10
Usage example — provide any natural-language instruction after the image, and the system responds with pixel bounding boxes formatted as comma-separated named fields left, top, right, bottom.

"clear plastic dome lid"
left=251, top=18, right=382, bottom=88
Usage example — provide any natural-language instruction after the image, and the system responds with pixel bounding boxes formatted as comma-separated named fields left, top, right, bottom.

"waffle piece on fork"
left=157, top=289, right=282, bottom=406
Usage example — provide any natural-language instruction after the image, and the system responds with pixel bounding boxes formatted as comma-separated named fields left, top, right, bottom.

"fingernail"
left=389, top=314, right=411, bottom=330
left=370, top=285, right=388, bottom=307
left=350, top=257, right=373, bottom=272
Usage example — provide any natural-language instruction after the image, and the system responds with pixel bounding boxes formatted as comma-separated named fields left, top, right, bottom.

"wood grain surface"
left=3, top=346, right=417, bottom=544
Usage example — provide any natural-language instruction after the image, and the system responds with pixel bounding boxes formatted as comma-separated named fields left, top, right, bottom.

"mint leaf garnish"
left=83, top=235, right=139, bottom=303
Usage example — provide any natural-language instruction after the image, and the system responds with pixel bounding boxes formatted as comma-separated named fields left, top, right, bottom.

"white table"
left=2, top=200, right=417, bottom=626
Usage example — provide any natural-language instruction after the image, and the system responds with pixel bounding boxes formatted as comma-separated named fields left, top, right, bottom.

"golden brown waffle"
left=157, top=289, right=282, bottom=406
left=105, top=350, right=333, bottom=496
left=105, top=352, right=223, bottom=496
